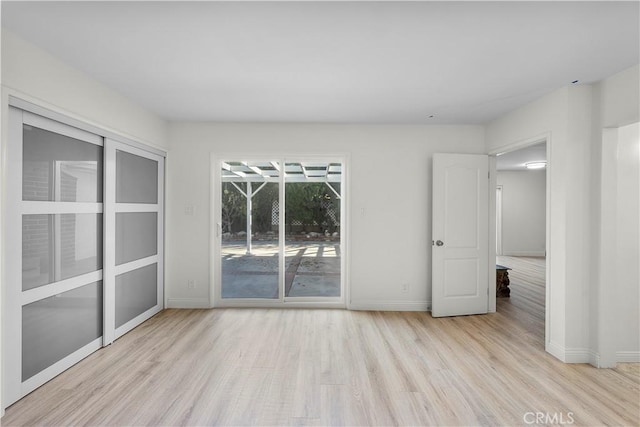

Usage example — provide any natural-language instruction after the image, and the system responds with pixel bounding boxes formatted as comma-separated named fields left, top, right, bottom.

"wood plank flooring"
left=496, top=256, right=546, bottom=342
left=3, top=257, right=639, bottom=426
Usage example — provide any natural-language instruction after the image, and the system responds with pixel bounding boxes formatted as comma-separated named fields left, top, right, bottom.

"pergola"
left=221, top=161, right=342, bottom=254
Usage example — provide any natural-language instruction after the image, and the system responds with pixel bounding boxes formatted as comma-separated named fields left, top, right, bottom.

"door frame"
left=496, top=185, right=503, bottom=256
left=488, top=133, right=550, bottom=342
left=210, top=152, right=350, bottom=309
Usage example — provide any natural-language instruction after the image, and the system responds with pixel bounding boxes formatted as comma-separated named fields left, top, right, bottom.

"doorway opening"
left=494, top=141, right=547, bottom=344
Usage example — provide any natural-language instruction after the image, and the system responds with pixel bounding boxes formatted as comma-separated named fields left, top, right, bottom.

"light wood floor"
left=3, top=257, right=639, bottom=426
left=496, top=256, right=546, bottom=342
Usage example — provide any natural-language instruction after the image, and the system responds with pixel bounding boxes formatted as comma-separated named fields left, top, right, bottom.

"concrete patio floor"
left=221, top=240, right=340, bottom=299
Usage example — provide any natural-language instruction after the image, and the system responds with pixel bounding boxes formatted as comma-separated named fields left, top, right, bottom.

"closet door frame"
left=4, top=107, right=105, bottom=406
left=104, top=139, right=165, bottom=344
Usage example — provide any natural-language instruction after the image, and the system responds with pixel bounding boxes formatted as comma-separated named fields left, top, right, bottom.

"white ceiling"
left=2, top=1, right=639, bottom=124
left=496, top=142, right=546, bottom=171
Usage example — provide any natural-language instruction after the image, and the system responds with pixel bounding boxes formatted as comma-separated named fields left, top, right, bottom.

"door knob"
left=436, top=240, right=444, bottom=246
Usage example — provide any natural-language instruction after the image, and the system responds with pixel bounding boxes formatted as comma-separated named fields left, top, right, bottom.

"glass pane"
left=116, top=150, right=158, bottom=204
left=284, top=162, right=341, bottom=297
left=221, top=161, right=280, bottom=299
left=23, top=214, right=103, bottom=291
left=115, top=264, right=157, bottom=328
left=115, top=212, right=157, bottom=265
left=22, top=281, right=102, bottom=381
left=23, top=125, right=102, bottom=202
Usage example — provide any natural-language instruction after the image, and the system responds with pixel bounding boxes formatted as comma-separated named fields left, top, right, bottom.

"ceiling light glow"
left=525, top=161, right=546, bottom=169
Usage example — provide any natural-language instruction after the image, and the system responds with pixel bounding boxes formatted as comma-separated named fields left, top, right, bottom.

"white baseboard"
left=546, top=342, right=638, bottom=366
left=617, top=351, right=640, bottom=363
left=586, top=351, right=638, bottom=366
left=546, top=341, right=593, bottom=364
left=546, top=340, right=566, bottom=362
left=349, top=300, right=430, bottom=312
left=589, top=351, right=601, bottom=367
left=563, top=348, right=593, bottom=364
left=502, top=251, right=546, bottom=257
left=166, top=298, right=211, bottom=309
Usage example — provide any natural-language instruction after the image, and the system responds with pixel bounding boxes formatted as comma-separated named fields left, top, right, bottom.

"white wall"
left=615, top=123, right=640, bottom=358
left=592, top=66, right=640, bottom=367
left=496, top=170, right=546, bottom=256
left=165, top=123, right=485, bottom=310
left=487, top=88, right=582, bottom=359
left=486, top=64, right=640, bottom=365
left=1, top=30, right=168, bottom=149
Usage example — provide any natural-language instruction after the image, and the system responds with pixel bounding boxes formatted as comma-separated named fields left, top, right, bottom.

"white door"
left=431, top=153, right=489, bottom=317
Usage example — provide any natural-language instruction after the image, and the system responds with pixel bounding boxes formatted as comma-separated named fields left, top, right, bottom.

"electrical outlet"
left=401, top=282, right=409, bottom=293
left=187, top=280, right=196, bottom=289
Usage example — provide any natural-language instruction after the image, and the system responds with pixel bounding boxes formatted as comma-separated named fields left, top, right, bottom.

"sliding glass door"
left=220, top=161, right=281, bottom=300
left=4, top=106, right=165, bottom=408
left=284, top=162, right=341, bottom=298
left=217, top=158, right=344, bottom=305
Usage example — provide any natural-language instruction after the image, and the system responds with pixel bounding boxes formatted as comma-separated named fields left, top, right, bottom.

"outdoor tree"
left=221, top=182, right=246, bottom=233
left=285, top=183, right=339, bottom=233
left=221, top=181, right=340, bottom=235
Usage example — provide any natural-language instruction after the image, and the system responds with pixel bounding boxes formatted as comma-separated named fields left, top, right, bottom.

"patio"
left=221, top=240, right=340, bottom=299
